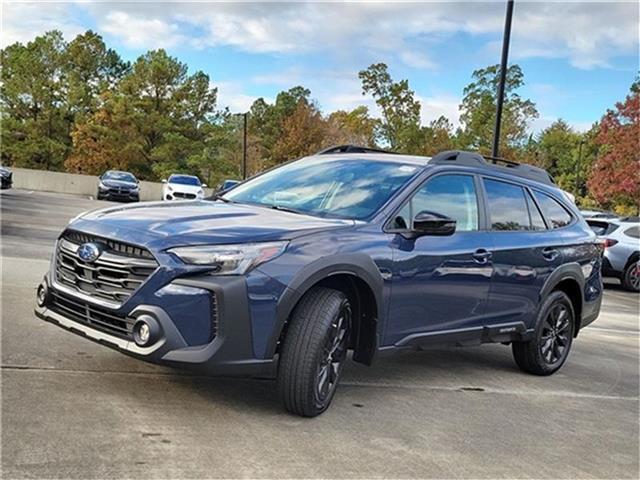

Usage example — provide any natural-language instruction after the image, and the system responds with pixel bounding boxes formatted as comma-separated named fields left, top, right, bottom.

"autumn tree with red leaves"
left=588, top=81, right=640, bottom=213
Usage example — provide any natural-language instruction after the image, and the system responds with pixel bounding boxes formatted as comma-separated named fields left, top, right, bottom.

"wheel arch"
left=267, top=254, right=384, bottom=365
left=540, top=264, right=585, bottom=336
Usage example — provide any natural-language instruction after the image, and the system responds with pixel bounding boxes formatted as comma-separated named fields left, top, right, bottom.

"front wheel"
left=621, top=260, right=640, bottom=292
left=512, top=291, right=575, bottom=375
left=277, top=287, right=351, bottom=417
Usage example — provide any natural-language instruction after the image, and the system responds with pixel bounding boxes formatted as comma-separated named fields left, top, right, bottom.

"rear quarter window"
left=533, top=190, right=573, bottom=229
left=624, top=226, right=640, bottom=239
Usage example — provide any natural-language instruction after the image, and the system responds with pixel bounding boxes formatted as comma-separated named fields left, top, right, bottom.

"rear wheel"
left=512, top=291, right=575, bottom=375
left=621, top=260, right=640, bottom=292
left=277, top=287, right=351, bottom=417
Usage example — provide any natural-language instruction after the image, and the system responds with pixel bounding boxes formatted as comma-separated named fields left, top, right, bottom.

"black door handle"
left=472, top=248, right=492, bottom=264
left=542, top=247, right=559, bottom=261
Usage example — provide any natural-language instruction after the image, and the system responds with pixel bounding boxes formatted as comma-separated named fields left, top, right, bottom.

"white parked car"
left=162, top=174, right=206, bottom=201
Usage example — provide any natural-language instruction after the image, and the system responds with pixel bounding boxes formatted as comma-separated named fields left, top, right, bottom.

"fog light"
left=132, top=315, right=161, bottom=347
left=138, top=323, right=150, bottom=343
left=36, top=283, right=48, bottom=307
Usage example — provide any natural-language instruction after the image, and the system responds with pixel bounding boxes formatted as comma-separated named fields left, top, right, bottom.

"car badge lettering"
left=77, top=242, right=102, bottom=263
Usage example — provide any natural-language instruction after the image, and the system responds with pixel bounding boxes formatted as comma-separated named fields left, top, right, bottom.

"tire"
left=621, top=260, right=640, bottom=292
left=277, top=287, right=352, bottom=417
left=512, top=291, right=575, bottom=376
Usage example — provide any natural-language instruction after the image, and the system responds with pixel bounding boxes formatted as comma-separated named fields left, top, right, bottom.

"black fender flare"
left=265, top=253, right=385, bottom=358
left=539, top=262, right=585, bottom=325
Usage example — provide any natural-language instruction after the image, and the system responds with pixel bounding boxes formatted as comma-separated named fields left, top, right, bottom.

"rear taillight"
left=603, top=239, right=618, bottom=249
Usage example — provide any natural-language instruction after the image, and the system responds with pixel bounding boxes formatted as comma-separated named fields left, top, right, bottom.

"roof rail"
left=316, top=145, right=397, bottom=155
left=428, top=150, right=555, bottom=186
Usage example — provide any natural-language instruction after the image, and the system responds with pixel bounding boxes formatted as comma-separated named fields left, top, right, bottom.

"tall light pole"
left=242, top=112, right=248, bottom=180
left=576, top=138, right=585, bottom=196
left=492, top=0, right=515, bottom=158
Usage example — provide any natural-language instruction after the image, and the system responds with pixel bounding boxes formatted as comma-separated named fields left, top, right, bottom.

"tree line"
left=1, top=30, right=638, bottom=213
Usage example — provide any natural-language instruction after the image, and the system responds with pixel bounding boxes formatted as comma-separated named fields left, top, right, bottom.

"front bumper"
left=98, top=189, right=139, bottom=202
left=35, top=273, right=276, bottom=377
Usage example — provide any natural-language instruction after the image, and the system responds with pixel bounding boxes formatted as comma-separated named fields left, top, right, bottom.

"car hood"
left=100, top=179, right=137, bottom=188
left=70, top=200, right=354, bottom=250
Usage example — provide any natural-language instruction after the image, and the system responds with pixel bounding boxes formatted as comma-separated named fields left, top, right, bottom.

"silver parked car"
left=587, top=218, right=640, bottom=292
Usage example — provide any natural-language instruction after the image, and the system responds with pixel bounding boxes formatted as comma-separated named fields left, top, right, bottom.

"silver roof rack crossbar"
left=316, top=145, right=397, bottom=155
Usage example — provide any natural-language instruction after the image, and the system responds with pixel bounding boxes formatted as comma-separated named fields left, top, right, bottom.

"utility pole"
left=492, top=0, right=515, bottom=158
left=576, top=138, right=585, bottom=196
left=242, top=112, right=248, bottom=180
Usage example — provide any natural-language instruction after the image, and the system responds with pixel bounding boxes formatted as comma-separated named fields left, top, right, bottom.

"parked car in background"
left=97, top=171, right=140, bottom=202
left=217, top=179, right=240, bottom=193
left=35, top=146, right=603, bottom=417
left=580, top=209, right=618, bottom=220
left=587, top=218, right=640, bottom=292
left=162, top=174, right=206, bottom=201
left=0, top=166, right=13, bottom=189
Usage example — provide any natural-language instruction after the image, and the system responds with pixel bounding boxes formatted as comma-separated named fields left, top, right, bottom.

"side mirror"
left=161, top=179, right=167, bottom=183
left=201, top=183, right=207, bottom=188
left=412, top=210, right=456, bottom=237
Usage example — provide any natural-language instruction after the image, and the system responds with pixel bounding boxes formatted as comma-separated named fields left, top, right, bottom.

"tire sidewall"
left=531, top=291, right=575, bottom=374
left=311, top=297, right=351, bottom=414
left=623, top=261, right=640, bottom=292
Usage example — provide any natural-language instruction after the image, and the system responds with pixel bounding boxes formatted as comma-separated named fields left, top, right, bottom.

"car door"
left=384, top=173, right=494, bottom=346
left=481, top=178, right=565, bottom=327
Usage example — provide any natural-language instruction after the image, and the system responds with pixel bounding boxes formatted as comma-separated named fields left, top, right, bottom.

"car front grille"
left=54, top=230, right=158, bottom=304
left=49, top=289, right=135, bottom=339
left=174, top=192, right=197, bottom=199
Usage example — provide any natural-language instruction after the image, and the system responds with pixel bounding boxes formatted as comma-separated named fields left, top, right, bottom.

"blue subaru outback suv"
left=35, top=146, right=603, bottom=416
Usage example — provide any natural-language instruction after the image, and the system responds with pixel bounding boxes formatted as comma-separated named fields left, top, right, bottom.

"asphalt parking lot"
left=1, top=189, right=639, bottom=479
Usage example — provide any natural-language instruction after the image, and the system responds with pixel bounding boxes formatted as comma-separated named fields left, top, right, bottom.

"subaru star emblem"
left=77, top=242, right=102, bottom=263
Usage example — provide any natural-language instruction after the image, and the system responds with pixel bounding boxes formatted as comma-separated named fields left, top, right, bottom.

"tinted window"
left=526, top=191, right=547, bottom=230
left=533, top=191, right=573, bottom=228
left=169, top=175, right=201, bottom=186
left=393, top=174, right=478, bottom=231
left=103, top=171, right=137, bottom=183
left=225, top=157, right=420, bottom=219
left=624, top=226, right=640, bottom=239
left=484, top=179, right=530, bottom=231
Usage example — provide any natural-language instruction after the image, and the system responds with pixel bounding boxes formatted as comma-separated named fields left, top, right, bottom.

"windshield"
left=223, top=157, right=420, bottom=219
left=103, top=171, right=136, bottom=183
left=169, top=175, right=201, bottom=186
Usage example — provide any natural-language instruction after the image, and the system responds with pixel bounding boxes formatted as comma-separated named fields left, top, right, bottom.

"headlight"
left=167, top=185, right=173, bottom=192
left=131, top=185, right=139, bottom=192
left=168, top=241, right=288, bottom=274
left=98, top=182, right=108, bottom=190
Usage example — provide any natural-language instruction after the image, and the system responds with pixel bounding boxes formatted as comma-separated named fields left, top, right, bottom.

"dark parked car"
left=97, top=170, right=140, bottom=202
left=35, top=147, right=603, bottom=416
left=0, top=166, right=13, bottom=189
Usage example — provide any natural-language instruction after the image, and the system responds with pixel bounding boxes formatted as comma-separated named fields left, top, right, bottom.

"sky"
left=2, top=1, right=639, bottom=133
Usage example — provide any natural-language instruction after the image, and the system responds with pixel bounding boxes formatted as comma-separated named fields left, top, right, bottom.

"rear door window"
left=526, top=191, right=547, bottom=230
left=483, top=179, right=531, bottom=231
left=533, top=190, right=573, bottom=229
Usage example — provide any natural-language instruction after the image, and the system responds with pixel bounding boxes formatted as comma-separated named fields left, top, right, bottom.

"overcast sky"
left=3, top=1, right=638, bottom=132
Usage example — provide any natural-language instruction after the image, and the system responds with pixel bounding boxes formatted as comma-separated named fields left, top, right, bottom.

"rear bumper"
left=35, top=274, right=276, bottom=377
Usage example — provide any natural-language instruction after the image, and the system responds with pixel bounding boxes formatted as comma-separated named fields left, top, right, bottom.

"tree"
left=359, top=63, right=421, bottom=151
left=67, top=49, right=217, bottom=179
left=587, top=81, right=640, bottom=213
left=418, top=116, right=456, bottom=156
left=1, top=31, right=69, bottom=170
left=272, top=101, right=329, bottom=164
left=327, top=106, right=378, bottom=147
left=64, top=31, right=129, bottom=119
left=458, top=64, right=538, bottom=157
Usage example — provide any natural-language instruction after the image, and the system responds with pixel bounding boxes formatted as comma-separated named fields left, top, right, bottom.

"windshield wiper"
left=207, top=194, right=232, bottom=203
left=269, top=204, right=308, bottom=215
